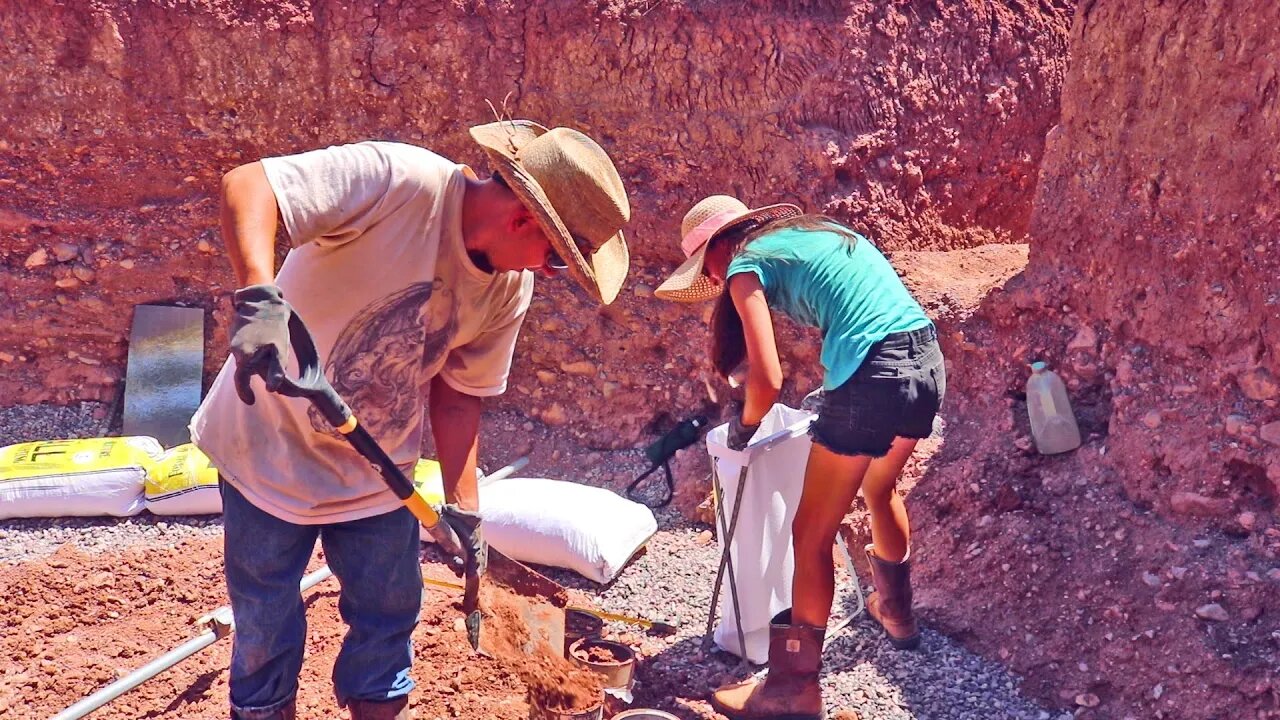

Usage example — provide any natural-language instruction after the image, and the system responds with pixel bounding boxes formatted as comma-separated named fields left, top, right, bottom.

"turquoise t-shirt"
left=726, top=226, right=931, bottom=391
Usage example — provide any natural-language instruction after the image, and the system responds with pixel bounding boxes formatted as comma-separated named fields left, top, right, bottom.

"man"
left=189, top=120, right=630, bottom=720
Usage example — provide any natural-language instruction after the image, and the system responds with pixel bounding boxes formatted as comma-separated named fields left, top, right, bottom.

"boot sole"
left=716, top=707, right=824, bottom=712
left=710, top=700, right=828, bottom=720
left=886, top=631, right=921, bottom=650
left=867, top=614, right=921, bottom=651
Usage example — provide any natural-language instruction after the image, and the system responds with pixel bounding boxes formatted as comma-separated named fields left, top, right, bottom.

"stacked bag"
left=0, top=439, right=656, bottom=584
left=0, top=437, right=222, bottom=520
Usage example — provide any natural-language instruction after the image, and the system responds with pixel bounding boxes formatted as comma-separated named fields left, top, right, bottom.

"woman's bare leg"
left=790, top=442, right=870, bottom=629
left=860, top=436, right=920, bottom=563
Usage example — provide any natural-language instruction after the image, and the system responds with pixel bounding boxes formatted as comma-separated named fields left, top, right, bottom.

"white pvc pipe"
left=49, top=455, right=529, bottom=720
left=50, top=566, right=334, bottom=720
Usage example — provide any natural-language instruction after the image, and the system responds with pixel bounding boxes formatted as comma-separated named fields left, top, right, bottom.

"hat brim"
left=654, top=202, right=803, bottom=303
left=654, top=243, right=723, bottom=303
left=470, top=121, right=627, bottom=305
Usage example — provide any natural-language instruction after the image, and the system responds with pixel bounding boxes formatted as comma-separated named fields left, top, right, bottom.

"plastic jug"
left=1026, top=361, right=1081, bottom=454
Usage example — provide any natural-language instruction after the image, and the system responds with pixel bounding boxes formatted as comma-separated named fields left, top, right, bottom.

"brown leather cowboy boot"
left=347, top=696, right=410, bottom=720
left=865, top=544, right=920, bottom=650
left=710, top=610, right=828, bottom=720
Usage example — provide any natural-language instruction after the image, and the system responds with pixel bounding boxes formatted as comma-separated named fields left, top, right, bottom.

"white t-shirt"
left=190, top=141, right=534, bottom=524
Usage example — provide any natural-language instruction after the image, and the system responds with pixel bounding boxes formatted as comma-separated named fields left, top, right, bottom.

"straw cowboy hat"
left=470, top=120, right=630, bottom=304
left=654, top=195, right=801, bottom=302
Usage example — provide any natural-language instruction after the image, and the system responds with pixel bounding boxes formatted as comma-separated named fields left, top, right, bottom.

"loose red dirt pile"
left=0, top=538, right=532, bottom=719
left=479, top=585, right=605, bottom=715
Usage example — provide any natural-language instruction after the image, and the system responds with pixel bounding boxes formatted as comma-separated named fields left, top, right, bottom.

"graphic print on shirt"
left=307, top=280, right=459, bottom=437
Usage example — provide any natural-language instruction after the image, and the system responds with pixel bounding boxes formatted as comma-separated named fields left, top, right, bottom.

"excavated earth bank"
left=24, top=2, right=1279, bottom=719
left=911, top=1, right=1280, bottom=717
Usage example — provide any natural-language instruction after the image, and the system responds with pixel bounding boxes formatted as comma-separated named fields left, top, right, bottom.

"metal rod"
left=50, top=633, right=218, bottom=720
left=721, top=466, right=750, bottom=663
left=703, top=463, right=749, bottom=662
left=51, top=567, right=334, bottom=720
left=478, top=456, right=530, bottom=486
left=703, top=470, right=730, bottom=648
left=300, top=565, right=334, bottom=592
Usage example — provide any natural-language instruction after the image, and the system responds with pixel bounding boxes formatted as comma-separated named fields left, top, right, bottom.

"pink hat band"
left=680, top=209, right=743, bottom=258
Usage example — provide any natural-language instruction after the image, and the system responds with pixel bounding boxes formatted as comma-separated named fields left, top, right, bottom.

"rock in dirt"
left=1237, top=368, right=1278, bottom=401
left=24, top=248, right=48, bottom=269
left=1259, top=421, right=1280, bottom=447
left=1169, top=492, right=1232, bottom=518
left=541, top=404, right=568, bottom=426
left=1074, top=692, right=1101, bottom=707
left=560, top=360, right=596, bottom=377
left=1194, top=603, right=1229, bottom=622
left=51, top=242, right=80, bottom=262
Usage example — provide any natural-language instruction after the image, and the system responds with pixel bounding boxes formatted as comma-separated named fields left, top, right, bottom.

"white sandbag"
left=707, top=403, right=815, bottom=663
left=483, top=478, right=657, bottom=584
left=145, top=443, right=222, bottom=515
left=421, top=475, right=657, bottom=584
left=0, top=437, right=163, bottom=520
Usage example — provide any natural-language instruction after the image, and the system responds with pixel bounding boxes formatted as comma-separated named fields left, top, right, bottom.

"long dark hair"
left=709, top=214, right=860, bottom=379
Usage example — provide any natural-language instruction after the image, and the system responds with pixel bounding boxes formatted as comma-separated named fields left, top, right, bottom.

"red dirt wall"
left=912, top=1, right=1280, bottom=716
left=0, top=1, right=1072, bottom=445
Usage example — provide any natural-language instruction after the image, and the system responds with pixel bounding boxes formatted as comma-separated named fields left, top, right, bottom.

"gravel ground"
left=0, top=402, right=225, bottom=564
left=0, top=401, right=111, bottom=446
left=0, top=515, right=225, bottom=564
left=2, top=404, right=1061, bottom=719
left=542, top=518, right=1062, bottom=720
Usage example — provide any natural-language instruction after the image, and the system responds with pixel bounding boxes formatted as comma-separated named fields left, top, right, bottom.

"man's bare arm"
left=221, top=161, right=280, bottom=287
left=428, top=375, right=483, bottom=512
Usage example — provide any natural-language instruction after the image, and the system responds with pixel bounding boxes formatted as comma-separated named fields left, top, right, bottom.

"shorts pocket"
left=931, top=363, right=947, bottom=411
left=859, top=361, right=910, bottom=381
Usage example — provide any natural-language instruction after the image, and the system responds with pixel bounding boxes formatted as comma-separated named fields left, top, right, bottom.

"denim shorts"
left=809, top=325, right=946, bottom=458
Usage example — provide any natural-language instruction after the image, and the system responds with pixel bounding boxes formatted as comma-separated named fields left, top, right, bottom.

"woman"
left=656, top=195, right=945, bottom=720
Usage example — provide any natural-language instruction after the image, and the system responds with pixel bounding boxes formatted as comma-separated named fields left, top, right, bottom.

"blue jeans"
left=221, top=480, right=421, bottom=718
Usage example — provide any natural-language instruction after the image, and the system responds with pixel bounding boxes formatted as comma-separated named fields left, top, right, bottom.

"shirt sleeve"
left=438, top=273, right=536, bottom=397
left=260, top=142, right=432, bottom=249
left=726, top=254, right=771, bottom=290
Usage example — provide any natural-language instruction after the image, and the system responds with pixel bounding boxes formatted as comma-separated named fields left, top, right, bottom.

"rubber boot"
left=864, top=544, right=920, bottom=650
left=709, top=610, right=829, bottom=720
left=230, top=699, right=296, bottom=720
left=347, top=696, right=410, bottom=720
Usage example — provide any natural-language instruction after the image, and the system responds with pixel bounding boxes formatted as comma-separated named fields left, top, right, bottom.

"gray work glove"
left=727, top=415, right=760, bottom=451
left=725, top=401, right=759, bottom=451
left=229, top=284, right=292, bottom=405
left=801, top=387, right=825, bottom=412
left=429, top=504, right=486, bottom=578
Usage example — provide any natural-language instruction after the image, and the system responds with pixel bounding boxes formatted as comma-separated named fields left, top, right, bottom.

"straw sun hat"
left=470, top=120, right=631, bottom=304
left=654, top=195, right=802, bottom=302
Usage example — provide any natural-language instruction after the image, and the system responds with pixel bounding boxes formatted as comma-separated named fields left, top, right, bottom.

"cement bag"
left=412, top=458, right=447, bottom=507
left=707, top=403, right=815, bottom=663
left=461, top=478, right=656, bottom=584
left=144, top=444, right=222, bottom=515
left=0, top=437, right=163, bottom=520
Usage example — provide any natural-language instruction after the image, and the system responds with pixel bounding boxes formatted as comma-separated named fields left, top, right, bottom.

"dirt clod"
left=481, top=586, right=604, bottom=713
left=572, top=642, right=630, bottom=665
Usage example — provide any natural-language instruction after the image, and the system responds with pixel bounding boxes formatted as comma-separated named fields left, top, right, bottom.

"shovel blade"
left=429, top=549, right=567, bottom=659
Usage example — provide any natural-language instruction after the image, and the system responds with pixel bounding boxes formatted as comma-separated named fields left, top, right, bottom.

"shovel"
left=267, top=308, right=567, bottom=657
